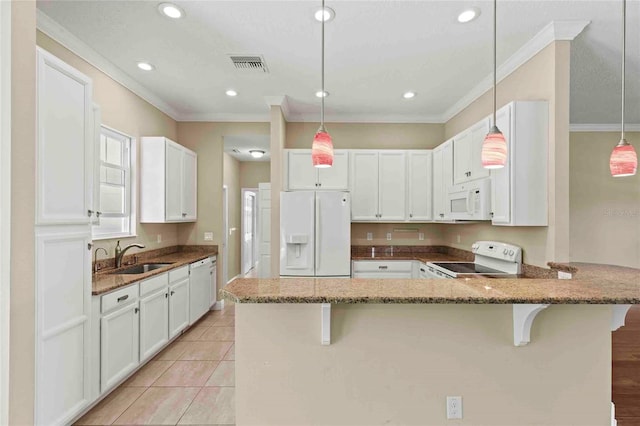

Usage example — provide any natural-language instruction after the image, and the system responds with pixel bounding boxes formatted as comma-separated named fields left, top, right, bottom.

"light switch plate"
left=157, top=234, right=162, bottom=243
left=418, top=232, right=424, bottom=241
left=386, top=233, right=392, bottom=241
left=366, top=232, right=373, bottom=241
left=204, top=232, right=213, bottom=241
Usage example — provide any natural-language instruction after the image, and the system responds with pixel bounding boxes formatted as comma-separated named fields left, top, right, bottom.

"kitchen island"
left=222, top=264, right=639, bottom=426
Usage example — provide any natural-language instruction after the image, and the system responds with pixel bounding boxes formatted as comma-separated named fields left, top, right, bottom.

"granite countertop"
left=92, top=246, right=218, bottom=295
left=221, top=267, right=640, bottom=304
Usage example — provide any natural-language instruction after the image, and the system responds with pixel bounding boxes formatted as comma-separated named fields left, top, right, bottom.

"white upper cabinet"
left=432, top=140, right=453, bottom=221
left=140, top=137, right=198, bottom=223
left=285, top=149, right=349, bottom=190
left=490, top=101, right=549, bottom=226
left=36, top=47, right=94, bottom=225
left=378, top=151, right=406, bottom=221
left=407, top=150, right=433, bottom=221
left=350, top=150, right=407, bottom=221
left=350, top=151, right=380, bottom=221
left=453, top=118, right=490, bottom=184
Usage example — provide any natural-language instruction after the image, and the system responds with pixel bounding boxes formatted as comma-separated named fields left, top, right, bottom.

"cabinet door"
left=491, top=105, right=512, bottom=224
left=139, top=289, right=169, bottom=362
left=453, top=130, right=472, bottom=185
left=432, top=147, right=445, bottom=220
left=287, top=150, right=318, bottom=190
left=182, top=148, right=197, bottom=221
left=165, top=141, right=183, bottom=221
left=350, top=151, right=379, bottom=221
left=317, top=150, right=349, bottom=190
left=36, top=48, right=93, bottom=225
left=169, top=278, right=190, bottom=339
left=101, top=302, right=139, bottom=392
left=378, top=151, right=406, bottom=221
left=470, top=118, right=491, bottom=180
left=407, top=151, right=432, bottom=221
left=35, top=228, right=92, bottom=425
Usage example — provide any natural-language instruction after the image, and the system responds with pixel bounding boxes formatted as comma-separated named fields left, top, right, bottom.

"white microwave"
left=446, top=178, right=491, bottom=221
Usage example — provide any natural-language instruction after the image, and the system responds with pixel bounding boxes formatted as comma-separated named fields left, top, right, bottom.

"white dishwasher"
left=209, top=257, right=217, bottom=309
left=189, top=257, right=212, bottom=324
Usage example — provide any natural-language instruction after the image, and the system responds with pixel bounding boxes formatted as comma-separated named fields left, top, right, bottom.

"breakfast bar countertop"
left=92, top=246, right=218, bottom=295
left=220, top=261, right=640, bottom=305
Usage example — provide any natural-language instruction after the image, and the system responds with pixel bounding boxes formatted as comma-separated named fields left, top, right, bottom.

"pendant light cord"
left=621, top=0, right=626, bottom=140
left=321, top=0, right=325, bottom=129
left=492, top=0, right=497, bottom=125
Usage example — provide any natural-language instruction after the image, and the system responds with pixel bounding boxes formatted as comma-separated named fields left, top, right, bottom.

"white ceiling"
left=36, top=0, right=640, bottom=124
left=224, top=135, right=271, bottom=162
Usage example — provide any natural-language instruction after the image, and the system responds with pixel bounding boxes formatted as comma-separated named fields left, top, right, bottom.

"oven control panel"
left=471, top=241, right=522, bottom=263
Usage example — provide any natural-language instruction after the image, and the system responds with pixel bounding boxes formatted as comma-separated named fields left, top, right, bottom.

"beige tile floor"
left=76, top=303, right=236, bottom=426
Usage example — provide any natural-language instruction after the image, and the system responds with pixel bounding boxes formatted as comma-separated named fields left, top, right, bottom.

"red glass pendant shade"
left=312, top=130, right=333, bottom=168
left=610, top=140, right=637, bottom=177
left=481, top=126, right=507, bottom=169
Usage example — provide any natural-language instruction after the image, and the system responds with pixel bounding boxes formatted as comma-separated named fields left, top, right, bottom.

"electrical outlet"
left=204, top=232, right=213, bottom=241
left=366, top=232, right=373, bottom=241
left=456, top=234, right=461, bottom=243
left=446, top=396, right=462, bottom=419
left=386, top=233, right=392, bottom=241
left=418, top=232, right=424, bottom=241
left=157, top=234, right=162, bottom=243
left=558, top=271, right=572, bottom=280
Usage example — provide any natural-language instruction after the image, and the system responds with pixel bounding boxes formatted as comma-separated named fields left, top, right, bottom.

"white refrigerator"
left=280, top=191, right=351, bottom=277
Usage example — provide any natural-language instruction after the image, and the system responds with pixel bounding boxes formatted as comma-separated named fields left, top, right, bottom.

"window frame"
left=92, top=125, right=137, bottom=240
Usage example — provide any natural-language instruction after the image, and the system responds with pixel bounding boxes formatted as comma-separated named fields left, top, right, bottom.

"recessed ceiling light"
left=314, top=6, right=335, bottom=22
left=137, top=62, right=155, bottom=71
left=457, top=8, right=480, bottom=23
left=158, top=3, right=184, bottom=19
left=315, top=90, right=330, bottom=98
left=403, top=91, right=416, bottom=99
left=249, top=150, right=265, bottom=158
left=225, top=89, right=238, bottom=97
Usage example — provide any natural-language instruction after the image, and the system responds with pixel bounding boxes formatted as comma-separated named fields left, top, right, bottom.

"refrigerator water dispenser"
left=285, top=234, right=309, bottom=268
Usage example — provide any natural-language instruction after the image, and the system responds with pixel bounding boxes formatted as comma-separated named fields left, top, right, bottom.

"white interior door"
left=241, top=189, right=257, bottom=275
left=257, top=183, right=271, bottom=278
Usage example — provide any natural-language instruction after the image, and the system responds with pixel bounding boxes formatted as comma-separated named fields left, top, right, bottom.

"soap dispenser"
left=114, top=240, right=122, bottom=261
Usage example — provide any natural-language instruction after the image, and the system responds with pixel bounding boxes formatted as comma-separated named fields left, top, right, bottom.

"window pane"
left=106, top=137, right=122, bottom=166
left=103, top=167, right=124, bottom=185
left=100, top=184, right=125, bottom=214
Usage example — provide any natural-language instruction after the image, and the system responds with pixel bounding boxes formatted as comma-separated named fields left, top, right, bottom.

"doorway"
left=241, top=188, right=258, bottom=276
left=222, top=185, right=229, bottom=287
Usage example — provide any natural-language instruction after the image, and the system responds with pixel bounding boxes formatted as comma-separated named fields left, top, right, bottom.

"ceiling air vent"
left=232, top=149, right=240, bottom=154
left=229, top=55, right=269, bottom=73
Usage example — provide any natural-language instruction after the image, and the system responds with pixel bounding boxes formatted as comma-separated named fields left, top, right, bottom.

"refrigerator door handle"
left=315, top=196, right=320, bottom=273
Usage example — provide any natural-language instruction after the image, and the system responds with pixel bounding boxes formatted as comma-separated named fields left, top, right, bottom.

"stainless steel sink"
left=113, top=263, right=174, bottom=274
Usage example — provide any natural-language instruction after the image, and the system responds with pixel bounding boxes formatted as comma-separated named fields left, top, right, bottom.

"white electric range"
left=425, top=241, right=522, bottom=279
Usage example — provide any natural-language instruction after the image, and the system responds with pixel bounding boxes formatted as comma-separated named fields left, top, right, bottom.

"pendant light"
left=311, top=0, right=334, bottom=168
left=481, top=0, right=507, bottom=169
left=610, top=0, right=637, bottom=177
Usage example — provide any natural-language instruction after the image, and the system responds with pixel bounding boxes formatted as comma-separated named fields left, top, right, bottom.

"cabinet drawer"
left=140, top=273, right=168, bottom=297
left=169, top=265, right=189, bottom=283
left=101, top=284, right=139, bottom=314
left=352, top=261, right=413, bottom=273
left=353, top=272, right=413, bottom=279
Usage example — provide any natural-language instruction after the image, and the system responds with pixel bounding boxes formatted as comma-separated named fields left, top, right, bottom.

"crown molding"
left=285, top=113, right=443, bottom=124
left=442, top=20, right=590, bottom=123
left=176, top=112, right=270, bottom=122
left=570, top=123, right=640, bottom=132
left=264, top=95, right=292, bottom=121
left=36, top=10, right=182, bottom=120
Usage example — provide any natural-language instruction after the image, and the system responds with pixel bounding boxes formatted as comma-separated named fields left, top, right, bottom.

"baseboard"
left=211, top=301, right=223, bottom=311
left=227, top=274, right=240, bottom=284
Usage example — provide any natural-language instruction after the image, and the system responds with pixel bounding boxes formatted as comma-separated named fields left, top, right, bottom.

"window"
left=92, top=126, right=134, bottom=239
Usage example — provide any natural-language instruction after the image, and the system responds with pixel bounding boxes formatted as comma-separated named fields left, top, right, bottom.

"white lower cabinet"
left=189, top=258, right=213, bottom=324
left=352, top=260, right=414, bottom=278
left=139, top=288, right=169, bottom=362
left=100, top=294, right=139, bottom=393
left=169, top=277, right=190, bottom=339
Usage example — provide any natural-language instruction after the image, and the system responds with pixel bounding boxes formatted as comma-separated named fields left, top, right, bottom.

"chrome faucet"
left=115, top=243, right=145, bottom=268
left=93, top=247, right=108, bottom=273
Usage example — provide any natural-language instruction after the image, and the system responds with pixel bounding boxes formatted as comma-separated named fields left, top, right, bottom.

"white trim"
left=177, top=112, right=271, bottom=122
left=264, top=95, right=291, bottom=120
left=222, top=186, right=229, bottom=287
left=286, top=113, right=444, bottom=124
left=442, top=20, right=590, bottom=123
left=36, top=10, right=181, bottom=120
left=570, top=123, right=640, bottom=132
left=227, top=274, right=240, bottom=285
left=240, top=188, right=258, bottom=276
left=0, top=1, right=10, bottom=424
left=513, top=304, right=550, bottom=346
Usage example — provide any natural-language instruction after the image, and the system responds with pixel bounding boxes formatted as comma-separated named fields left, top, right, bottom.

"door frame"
left=240, top=188, right=258, bottom=276
left=222, top=185, right=228, bottom=287
left=0, top=2, right=11, bottom=424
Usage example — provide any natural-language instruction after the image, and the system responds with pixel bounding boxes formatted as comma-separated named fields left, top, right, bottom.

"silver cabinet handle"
left=96, top=211, right=102, bottom=217
left=182, top=213, right=187, bottom=217
left=117, top=295, right=129, bottom=303
left=409, top=214, right=413, bottom=218
left=165, top=293, right=168, bottom=298
left=170, top=290, right=175, bottom=296
left=134, top=307, right=139, bottom=314
left=87, top=243, right=93, bottom=250
left=87, top=209, right=93, bottom=217
left=378, top=266, right=388, bottom=270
